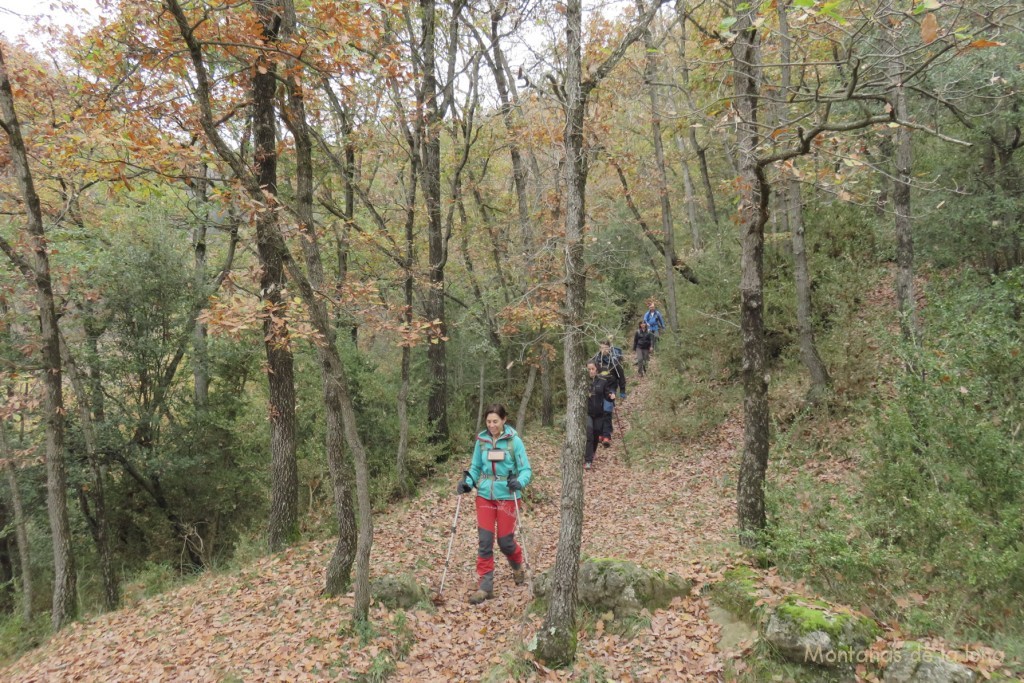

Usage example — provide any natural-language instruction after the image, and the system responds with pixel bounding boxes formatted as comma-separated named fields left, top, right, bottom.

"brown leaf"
left=921, top=13, right=939, bottom=44
left=966, top=39, right=1004, bottom=50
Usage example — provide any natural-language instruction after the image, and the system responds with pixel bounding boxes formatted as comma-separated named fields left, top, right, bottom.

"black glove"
left=457, top=480, right=472, bottom=495
left=507, top=477, right=522, bottom=492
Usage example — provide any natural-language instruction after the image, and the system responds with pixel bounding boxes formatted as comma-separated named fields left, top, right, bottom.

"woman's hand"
left=507, top=477, right=522, bottom=492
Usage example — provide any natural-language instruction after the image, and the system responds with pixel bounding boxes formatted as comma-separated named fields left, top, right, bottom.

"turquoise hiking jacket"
left=464, top=425, right=532, bottom=500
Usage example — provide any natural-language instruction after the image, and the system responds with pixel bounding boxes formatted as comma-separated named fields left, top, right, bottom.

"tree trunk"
left=541, top=349, right=554, bottom=427
left=420, top=0, right=450, bottom=446
left=395, top=82, right=421, bottom=497
left=787, top=179, right=831, bottom=400
left=874, top=137, right=893, bottom=217
left=276, top=17, right=375, bottom=619
left=675, top=135, right=703, bottom=250
left=0, top=498, right=13, bottom=613
left=536, top=0, right=588, bottom=667
left=777, top=0, right=830, bottom=401
left=476, top=361, right=486, bottom=433
left=1, top=430, right=32, bottom=622
left=251, top=18, right=299, bottom=553
left=694, top=139, right=719, bottom=225
left=60, top=336, right=119, bottom=610
left=731, top=1, right=771, bottom=548
left=187, top=164, right=211, bottom=410
left=516, top=363, right=537, bottom=435
left=675, top=0, right=719, bottom=225
left=280, top=35, right=361, bottom=597
left=0, top=45, right=77, bottom=630
left=192, top=223, right=210, bottom=409
left=642, top=21, right=679, bottom=331
left=485, top=4, right=534, bottom=273
left=886, top=12, right=919, bottom=345
left=536, top=0, right=665, bottom=664
left=395, top=342, right=411, bottom=494
left=612, top=160, right=698, bottom=284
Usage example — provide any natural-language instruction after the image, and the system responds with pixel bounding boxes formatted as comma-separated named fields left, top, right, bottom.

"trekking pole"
left=614, top=405, right=630, bottom=460
left=433, top=491, right=464, bottom=604
left=513, top=495, right=533, bottom=590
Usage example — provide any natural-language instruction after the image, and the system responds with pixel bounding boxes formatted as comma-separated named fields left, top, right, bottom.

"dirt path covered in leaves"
left=5, top=358, right=742, bottom=682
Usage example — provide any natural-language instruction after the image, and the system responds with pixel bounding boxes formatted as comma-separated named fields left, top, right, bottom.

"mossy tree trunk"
left=731, top=0, right=771, bottom=547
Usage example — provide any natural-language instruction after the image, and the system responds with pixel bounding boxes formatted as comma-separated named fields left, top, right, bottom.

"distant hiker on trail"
left=586, top=361, right=616, bottom=470
left=633, top=320, right=653, bottom=376
left=456, top=404, right=532, bottom=604
left=591, top=340, right=626, bottom=444
left=643, top=302, right=666, bottom=350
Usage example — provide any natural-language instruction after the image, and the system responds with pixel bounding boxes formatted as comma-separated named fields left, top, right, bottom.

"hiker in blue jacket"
left=457, top=404, right=532, bottom=604
left=643, top=302, right=666, bottom=350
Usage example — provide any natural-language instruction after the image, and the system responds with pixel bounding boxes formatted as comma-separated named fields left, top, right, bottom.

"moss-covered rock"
left=370, top=575, right=429, bottom=609
left=710, top=565, right=761, bottom=622
left=532, top=558, right=691, bottom=619
left=763, top=595, right=881, bottom=668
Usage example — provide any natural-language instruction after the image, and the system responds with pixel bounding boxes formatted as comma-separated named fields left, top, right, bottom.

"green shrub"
left=0, top=612, right=49, bottom=666
left=864, top=271, right=1024, bottom=606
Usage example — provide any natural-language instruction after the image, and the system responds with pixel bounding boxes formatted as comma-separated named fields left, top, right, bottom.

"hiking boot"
left=584, top=462, right=592, bottom=470
left=512, top=567, right=527, bottom=586
left=468, top=589, right=493, bottom=604
left=600, top=436, right=611, bottom=448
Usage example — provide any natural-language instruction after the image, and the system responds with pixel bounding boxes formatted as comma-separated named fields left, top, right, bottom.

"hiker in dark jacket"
left=585, top=361, right=616, bottom=469
left=457, top=404, right=532, bottom=604
left=591, top=340, right=625, bottom=443
left=633, top=321, right=653, bottom=376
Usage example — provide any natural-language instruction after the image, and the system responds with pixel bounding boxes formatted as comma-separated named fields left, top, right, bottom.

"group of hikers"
left=585, top=301, right=666, bottom=469
left=453, top=302, right=667, bottom=604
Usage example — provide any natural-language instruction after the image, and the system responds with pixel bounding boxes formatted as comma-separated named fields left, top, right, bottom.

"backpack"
left=588, top=375, right=612, bottom=416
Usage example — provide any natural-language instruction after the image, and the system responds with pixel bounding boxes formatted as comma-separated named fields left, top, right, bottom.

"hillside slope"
left=5, top=363, right=743, bottom=682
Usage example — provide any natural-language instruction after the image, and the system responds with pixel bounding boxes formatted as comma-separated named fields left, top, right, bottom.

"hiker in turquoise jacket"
left=457, top=403, right=532, bottom=604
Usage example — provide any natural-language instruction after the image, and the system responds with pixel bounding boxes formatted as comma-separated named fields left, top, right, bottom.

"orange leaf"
left=921, top=13, right=939, bottom=44
left=966, top=39, right=1004, bottom=49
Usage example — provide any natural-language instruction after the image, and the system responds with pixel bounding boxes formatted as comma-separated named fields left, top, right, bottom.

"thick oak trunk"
left=253, top=47, right=299, bottom=553
left=731, top=1, right=771, bottom=547
left=420, top=0, right=450, bottom=445
left=536, top=0, right=588, bottom=667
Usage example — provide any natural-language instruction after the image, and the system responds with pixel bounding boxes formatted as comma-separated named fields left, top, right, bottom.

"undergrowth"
left=767, top=269, right=1024, bottom=662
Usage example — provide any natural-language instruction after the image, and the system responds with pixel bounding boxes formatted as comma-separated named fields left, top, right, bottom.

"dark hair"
left=483, top=403, right=508, bottom=420
left=639, top=320, right=648, bottom=329
left=586, top=360, right=598, bottom=369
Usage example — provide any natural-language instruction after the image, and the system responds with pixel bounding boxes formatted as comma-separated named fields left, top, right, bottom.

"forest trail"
left=4, top=358, right=745, bottom=682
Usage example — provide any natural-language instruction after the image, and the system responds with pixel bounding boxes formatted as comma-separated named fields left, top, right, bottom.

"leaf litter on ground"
left=6, top=357, right=747, bottom=682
